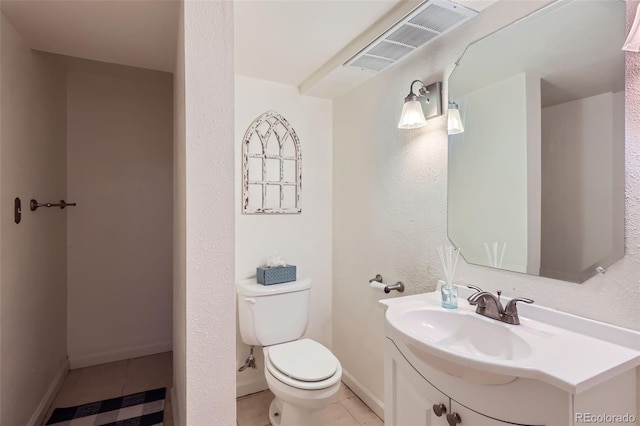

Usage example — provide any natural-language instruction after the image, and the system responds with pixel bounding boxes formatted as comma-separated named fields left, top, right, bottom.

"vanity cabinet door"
left=385, top=339, right=449, bottom=426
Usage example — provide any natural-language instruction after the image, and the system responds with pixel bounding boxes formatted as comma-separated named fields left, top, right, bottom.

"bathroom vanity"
left=380, top=287, right=640, bottom=426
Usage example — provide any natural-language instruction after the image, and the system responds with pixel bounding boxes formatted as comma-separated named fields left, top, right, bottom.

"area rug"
left=45, top=387, right=166, bottom=426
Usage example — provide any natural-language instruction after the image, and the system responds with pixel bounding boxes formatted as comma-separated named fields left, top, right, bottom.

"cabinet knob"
left=432, top=403, right=447, bottom=417
left=446, top=412, right=461, bottom=425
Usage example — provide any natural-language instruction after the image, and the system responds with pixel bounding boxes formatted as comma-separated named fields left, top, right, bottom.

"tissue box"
left=257, top=265, right=297, bottom=285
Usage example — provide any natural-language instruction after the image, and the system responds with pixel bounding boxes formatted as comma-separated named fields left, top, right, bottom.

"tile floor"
left=42, top=352, right=173, bottom=426
left=237, top=383, right=383, bottom=426
left=44, top=353, right=380, bottom=426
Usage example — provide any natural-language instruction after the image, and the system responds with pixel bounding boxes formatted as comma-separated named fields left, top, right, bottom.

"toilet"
left=237, top=278, right=342, bottom=426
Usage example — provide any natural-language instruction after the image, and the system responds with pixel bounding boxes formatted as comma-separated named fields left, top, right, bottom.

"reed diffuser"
left=438, top=246, right=461, bottom=309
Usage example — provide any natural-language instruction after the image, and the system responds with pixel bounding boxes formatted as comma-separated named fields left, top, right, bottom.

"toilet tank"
left=237, top=278, right=311, bottom=346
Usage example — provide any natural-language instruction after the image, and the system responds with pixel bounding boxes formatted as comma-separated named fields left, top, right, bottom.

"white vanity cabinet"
left=384, top=337, right=637, bottom=426
left=384, top=338, right=560, bottom=426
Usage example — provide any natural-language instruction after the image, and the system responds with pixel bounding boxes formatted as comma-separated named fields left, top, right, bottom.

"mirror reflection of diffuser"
left=484, top=242, right=507, bottom=269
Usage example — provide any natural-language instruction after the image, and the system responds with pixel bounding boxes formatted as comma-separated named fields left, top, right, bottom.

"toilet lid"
left=268, top=339, right=339, bottom=382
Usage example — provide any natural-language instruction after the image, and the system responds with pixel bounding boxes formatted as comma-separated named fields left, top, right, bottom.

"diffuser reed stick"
left=438, top=246, right=460, bottom=309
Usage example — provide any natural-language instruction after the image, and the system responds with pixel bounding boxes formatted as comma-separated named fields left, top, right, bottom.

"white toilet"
left=237, top=278, right=342, bottom=426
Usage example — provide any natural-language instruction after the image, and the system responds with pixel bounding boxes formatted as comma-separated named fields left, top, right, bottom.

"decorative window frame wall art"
left=242, top=110, right=302, bottom=214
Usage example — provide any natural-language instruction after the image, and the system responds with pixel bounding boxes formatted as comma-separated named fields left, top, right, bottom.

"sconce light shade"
left=623, top=4, right=640, bottom=51
left=398, top=100, right=428, bottom=129
left=447, top=102, right=464, bottom=135
left=398, top=79, right=442, bottom=129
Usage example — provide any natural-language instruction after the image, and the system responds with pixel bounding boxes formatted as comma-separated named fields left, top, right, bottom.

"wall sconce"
left=398, top=80, right=442, bottom=129
left=447, top=101, right=464, bottom=135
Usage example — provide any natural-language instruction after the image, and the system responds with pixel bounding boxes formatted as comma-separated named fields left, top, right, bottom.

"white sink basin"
left=381, top=287, right=640, bottom=393
left=394, top=308, right=532, bottom=361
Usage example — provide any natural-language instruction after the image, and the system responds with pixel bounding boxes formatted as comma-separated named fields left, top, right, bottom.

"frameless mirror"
left=447, top=0, right=625, bottom=283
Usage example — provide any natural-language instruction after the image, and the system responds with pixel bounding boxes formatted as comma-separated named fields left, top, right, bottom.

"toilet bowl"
left=263, top=339, right=342, bottom=426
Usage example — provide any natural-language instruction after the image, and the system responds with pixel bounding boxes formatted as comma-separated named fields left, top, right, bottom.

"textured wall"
left=0, top=15, right=68, bottom=426
left=234, top=76, right=332, bottom=396
left=333, top=0, right=640, bottom=406
left=66, top=59, right=173, bottom=368
left=182, top=0, right=235, bottom=424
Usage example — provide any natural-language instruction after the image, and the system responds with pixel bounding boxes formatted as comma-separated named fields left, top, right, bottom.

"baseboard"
left=236, top=376, right=268, bottom=398
left=171, top=386, right=180, bottom=426
left=342, top=368, right=385, bottom=420
left=69, top=340, right=173, bottom=369
left=28, top=358, right=69, bottom=426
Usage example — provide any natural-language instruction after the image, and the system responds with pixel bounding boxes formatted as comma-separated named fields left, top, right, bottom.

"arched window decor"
left=242, top=110, right=302, bottom=214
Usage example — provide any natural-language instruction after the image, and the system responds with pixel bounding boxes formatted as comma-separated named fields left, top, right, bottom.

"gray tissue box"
left=256, top=265, right=297, bottom=285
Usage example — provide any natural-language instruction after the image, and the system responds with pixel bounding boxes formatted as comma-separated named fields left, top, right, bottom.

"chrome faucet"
left=467, top=285, right=533, bottom=325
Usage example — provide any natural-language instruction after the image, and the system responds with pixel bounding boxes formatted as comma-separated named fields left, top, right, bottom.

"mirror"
left=447, top=0, right=625, bottom=283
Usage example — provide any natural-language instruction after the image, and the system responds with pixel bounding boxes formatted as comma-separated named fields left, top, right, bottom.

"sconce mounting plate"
left=421, top=81, right=443, bottom=121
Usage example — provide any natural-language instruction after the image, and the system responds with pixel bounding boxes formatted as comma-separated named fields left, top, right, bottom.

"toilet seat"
left=265, top=339, right=342, bottom=390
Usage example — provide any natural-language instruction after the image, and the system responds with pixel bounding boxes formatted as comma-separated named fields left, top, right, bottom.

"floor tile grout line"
left=344, top=393, right=384, bottom=422
left=337, top=399, right=365, bottom=425
left=340, top=382, right=383, bottom=422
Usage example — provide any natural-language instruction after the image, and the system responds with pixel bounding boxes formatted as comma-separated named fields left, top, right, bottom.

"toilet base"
left=268, top=398, right=281, bottom=426
left=268, top=397, right=322, bottom=426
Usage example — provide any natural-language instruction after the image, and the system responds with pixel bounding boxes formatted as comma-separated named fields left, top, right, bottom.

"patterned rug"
left=45, top=387, right=166, bottom=426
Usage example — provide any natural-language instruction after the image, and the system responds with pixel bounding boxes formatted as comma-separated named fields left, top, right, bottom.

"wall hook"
left=30, top=199, right=77, bottom=211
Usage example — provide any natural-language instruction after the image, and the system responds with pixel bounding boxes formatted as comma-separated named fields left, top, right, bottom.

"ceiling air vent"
left=346, top=0, right=477, bottom=72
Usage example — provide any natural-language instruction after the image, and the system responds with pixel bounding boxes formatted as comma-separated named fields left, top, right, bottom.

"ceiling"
left=235, top=0, right=495, bottom=98
left=1, top=0, right=178, bottom=73
left=1, top=0, right=497, bottom=96
left=235, top=0, right=414, bottom=86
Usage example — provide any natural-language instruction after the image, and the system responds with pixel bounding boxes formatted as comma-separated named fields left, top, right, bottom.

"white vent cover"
left=346, top=0, right=477, bottom=72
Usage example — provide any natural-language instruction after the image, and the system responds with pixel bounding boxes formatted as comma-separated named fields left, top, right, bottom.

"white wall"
left=541, top=91, right=625, bottom=282
left=333, top=0, right=640, bottom=411
left=234, top=76, right=332, bottom=396
left=173, top=0, right=235, bottom=424
left=66, top=59, right=173, bottom=368
left=0, top=14, right=68, bottom=426
left=449, top=72, right=539, bottom=273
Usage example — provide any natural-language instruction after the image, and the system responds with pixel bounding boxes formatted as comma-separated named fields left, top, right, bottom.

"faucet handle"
left=503, top=297, right=534, bottom=324
left=506, top=297, right=534, bottom=307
